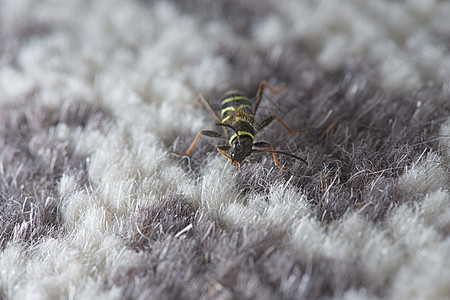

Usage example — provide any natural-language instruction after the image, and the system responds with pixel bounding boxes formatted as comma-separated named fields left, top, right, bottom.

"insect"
left=171, top=81, right=308, bottom=170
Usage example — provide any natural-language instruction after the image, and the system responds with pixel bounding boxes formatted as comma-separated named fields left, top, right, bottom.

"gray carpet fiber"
left=1, top=0, right=450, bottom=299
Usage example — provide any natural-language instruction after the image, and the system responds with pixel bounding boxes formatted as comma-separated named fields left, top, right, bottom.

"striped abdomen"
left=220, top=91, right=254, bottom=122
left=220, top=90, right=255, bottom=146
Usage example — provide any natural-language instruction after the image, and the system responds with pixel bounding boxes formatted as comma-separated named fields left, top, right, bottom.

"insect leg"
left=217, top=145, right=231, bottom=159
left=170, top=130, right=224, bottom=156
left=254, top=81, right=286, bottom=115
left=252, top=141, right=283, bottom=168
left=256, top=115, right=308, bottom=134
left=196, top=93, right=222, bottom=122
left=217, top=145, right=241, bottom=169
left=252, top=141, right=308, bottom=168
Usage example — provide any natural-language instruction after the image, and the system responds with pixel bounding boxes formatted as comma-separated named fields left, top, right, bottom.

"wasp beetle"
left=171, top=81, right=308, bottom=170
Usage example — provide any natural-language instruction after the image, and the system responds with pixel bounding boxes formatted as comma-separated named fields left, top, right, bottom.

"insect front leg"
left=252, top=141, right=284, bottom=169
left=217, top=145, right=241, bottom=169
left=170, top=130, right=224, bottom=156
left=252, top=141, right=307, bottom=169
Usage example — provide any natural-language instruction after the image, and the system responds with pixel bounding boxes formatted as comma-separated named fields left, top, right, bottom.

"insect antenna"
left=251, top=149, right=308, bottom=165
left=216, top=122, right=241, bottom=143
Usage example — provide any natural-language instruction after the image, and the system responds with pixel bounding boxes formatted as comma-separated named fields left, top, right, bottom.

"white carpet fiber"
left=1, top=0, right=450, bottom=299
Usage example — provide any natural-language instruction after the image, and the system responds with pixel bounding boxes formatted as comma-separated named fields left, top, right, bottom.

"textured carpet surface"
left=1, top=0, right=450, bottom=299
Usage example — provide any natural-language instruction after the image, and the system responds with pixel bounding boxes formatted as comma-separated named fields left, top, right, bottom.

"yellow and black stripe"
left=220, top=90, right=255, bottom=145
left=220, top=90, right=253, bottom=121
left=170, top=81, right=308, bottom=169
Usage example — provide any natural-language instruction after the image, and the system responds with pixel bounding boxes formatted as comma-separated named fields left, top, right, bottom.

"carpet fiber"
left=1, top=0, right=450, bottom=299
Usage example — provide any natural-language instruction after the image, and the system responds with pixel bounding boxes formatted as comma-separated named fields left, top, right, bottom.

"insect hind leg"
left=196, top=93, right=222, bottom=122
left=254, top=81, right=286, bottom=115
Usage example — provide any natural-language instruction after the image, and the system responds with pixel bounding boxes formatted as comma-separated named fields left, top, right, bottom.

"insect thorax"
left=225, top=120, right=255, bottom=145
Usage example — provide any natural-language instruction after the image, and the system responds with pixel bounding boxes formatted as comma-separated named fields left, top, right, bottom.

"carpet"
left=1, top=0, right=450, bottom=299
